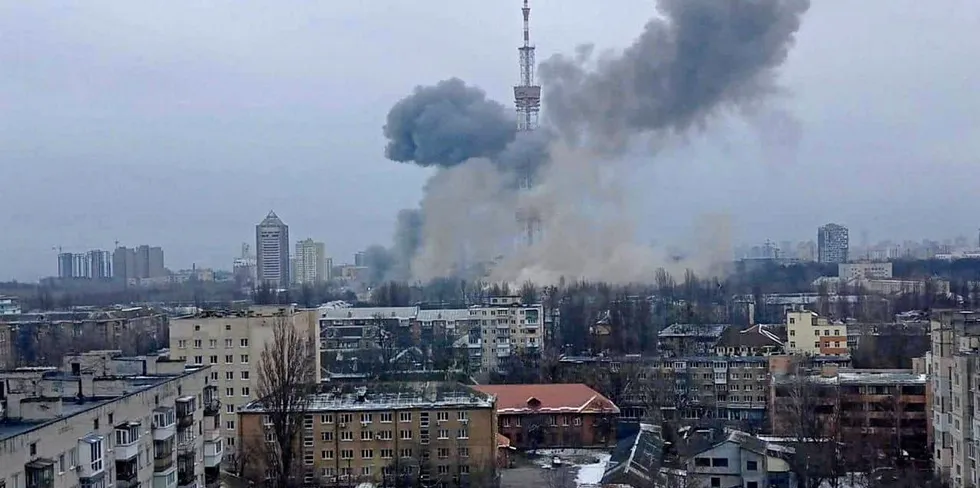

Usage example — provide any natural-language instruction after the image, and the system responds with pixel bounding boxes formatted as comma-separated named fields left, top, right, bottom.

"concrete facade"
left=0, top=351, right=220, bottom=488
left=786, top=310, right=848, bottom=356
left=168, top=305, right=318, bottom=463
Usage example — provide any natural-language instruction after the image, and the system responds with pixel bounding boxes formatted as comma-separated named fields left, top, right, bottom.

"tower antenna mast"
left=514, top=0, right=543, bottom=247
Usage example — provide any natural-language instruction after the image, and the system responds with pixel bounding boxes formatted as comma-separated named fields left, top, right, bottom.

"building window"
left=225, top=355, right=233, bottom=364
left=226, top=420, right=235, bottom=429
left=399, top=412, right=412, bottom=423
left=438, top=465, right=449, bottom=475
left=437, top=448, right=450, bottom=459
left=225, top=324, right=231, bottom=331
left=380, top=449, right=394, bottom=459
left=361, top=413, right=373, bottom=424
left=178, top=340, right=187, bottom=348
left=711, top=458, right=728, bottom=467
left=458, top=447, right=469, bottom=458
left=225, top=388, right=234, bottom=397
left=225, top=339, right=233, bottom=348
left=341, top=431, right=353, bottom=441
left=457, top=428, right=468, bottom=439
left=380, top=413, right=392, bottom=423
left=241, top=338, right=249, bottom=347
left=438, top=429, right=449, bottom=439
left=437, top=411, right=449, bottom=422
left=241, top=387, right=250, bottom=396
left=303, top=453, right=314, bottom=465
left=225, top=372, right=234, bottom=380
left=401, top=448, right=413, bottom=458
left=321, top=414, right=333, bottom=424
left=194, top=339, right=202, bottom=348
left=361, top=466, right=372, bottom=476
left=226, top=404, right=235, bottom=413
left=321, top=450, right=334, bottom=460
left=711, top=478, right=720, bottom=488
left=240, top=354, right=249, bottom=363
left=241, top=371, right=250, bottom=380
left=341, top=450, right=354, bottom=460
left=747, top=460, right=758, bottom=471
left=789, top=330, right=795, bottom=336
left=378, top=430, right=393, bottom=440
left=400, top=430, right=413, bottom=440
left=361, top=430, right=373, bottom=441
left=209, top=355, right=218, bottom=364
left=457, top=411, right=468, bottom=421
left=209, top=339, right=217, bottom=348
left=194, top=356, right=203, bottom=365
left=361, top=449, right=373, bottom=459
left=321, top=432, right=334, bottom=441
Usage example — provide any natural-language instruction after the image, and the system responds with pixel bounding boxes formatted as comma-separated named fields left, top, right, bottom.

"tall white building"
left=255, top=211, right=290, bottom=288
left=294, top=238, right=327, bottom=284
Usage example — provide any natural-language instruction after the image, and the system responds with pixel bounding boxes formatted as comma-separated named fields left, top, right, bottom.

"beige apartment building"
left=237, top=382, right=497, bottom=487
left=786, top=310, right=848, bottom=356
left=168, top=305, right=318, bottom=463
left=0, top=350, right=220, bottom=488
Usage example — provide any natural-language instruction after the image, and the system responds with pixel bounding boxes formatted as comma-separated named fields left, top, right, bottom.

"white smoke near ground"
left=381, top=0, right=810, bottom=285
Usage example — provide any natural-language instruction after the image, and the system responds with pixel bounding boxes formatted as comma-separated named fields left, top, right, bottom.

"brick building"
left=473, top=384, right=619, bottom=449
left=237, top=382, right=497, bottom=487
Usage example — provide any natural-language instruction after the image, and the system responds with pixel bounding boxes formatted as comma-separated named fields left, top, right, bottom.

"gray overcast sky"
left=1, top=0, right=979, bottom=281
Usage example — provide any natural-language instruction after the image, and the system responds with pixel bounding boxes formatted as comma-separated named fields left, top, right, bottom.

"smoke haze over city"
left=1, top=0, right=979, bottom=281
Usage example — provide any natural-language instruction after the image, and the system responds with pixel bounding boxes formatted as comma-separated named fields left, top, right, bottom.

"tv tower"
left=514, top=0, right=543, bottom=246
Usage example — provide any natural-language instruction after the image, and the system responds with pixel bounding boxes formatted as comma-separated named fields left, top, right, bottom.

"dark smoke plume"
left=390, top=208, right=423, bottom=280
left=383, top=78, right=516, bottom=167
left=539, top=0, right=810, bottom=152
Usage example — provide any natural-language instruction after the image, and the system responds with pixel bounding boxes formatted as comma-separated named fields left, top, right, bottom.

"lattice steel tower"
left=514, top=0, right=542, bottom=246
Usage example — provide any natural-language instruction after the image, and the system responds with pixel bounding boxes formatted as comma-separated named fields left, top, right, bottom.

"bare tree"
left=773, top=364, right=844, bottom=488
left=251, top=315, right=318, bottom=488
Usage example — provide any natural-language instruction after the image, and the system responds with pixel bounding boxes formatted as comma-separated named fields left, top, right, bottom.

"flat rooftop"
left=241, top=382, right=493, bottom=413
left=0, top=369, right=198, bottom=441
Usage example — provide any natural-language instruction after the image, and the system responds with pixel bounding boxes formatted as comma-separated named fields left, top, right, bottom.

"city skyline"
left=1, top=0, right=979, bottom=281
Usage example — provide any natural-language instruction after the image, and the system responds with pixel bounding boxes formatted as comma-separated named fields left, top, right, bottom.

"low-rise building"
left=771, top=368, right=929, bottom=461
left=714, top=324, right=785, bottom=357
left=679, top=428, right=796, bottom=488
left=0, top=296, right=21, bottom=316
left=0, top=350, right=220, bottom=488
left=0, top=307, right=169, bottom=368
left=168, top=305, right=319, bottom=463
left=237, top=382, right=497, bottom=487
left=785, top=310, right=848, bottom=356
left=472, top=383, right=619, bottom=449
left=839, top=262, right=893, bottom=280
left=658, top=323, right=730, bottom=357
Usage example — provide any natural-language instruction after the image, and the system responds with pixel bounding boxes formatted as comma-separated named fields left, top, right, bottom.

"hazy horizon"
left=2, top=0, right=978, bottom=281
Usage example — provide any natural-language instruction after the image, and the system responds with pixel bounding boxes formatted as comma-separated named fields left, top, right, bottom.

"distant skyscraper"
left=255, top=211, right=290, bottom=288
left=818, top=223, right=849, bottom=264
left=112, top=246, right=137, bottom=283
left=295, top=239, right=327, bottom=284
left=57, top=252, right=74, bottom=278
left=354, top=251, right=366, bottom=267
left=87, top=250, right=110, bottom=279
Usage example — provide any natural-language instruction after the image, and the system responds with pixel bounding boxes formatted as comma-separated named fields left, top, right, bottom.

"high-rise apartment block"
left=926, top=310, right=980, bottom=488
left=168, top=305, right=319, bottom=463
left=57, top=250, right=111, bottom=279
left=255, top=211, right=290, bottom=288
left=237, top=382, right=498, bottom=488
left=818, top=223, right=849, bottom=263
left=112, top=245, right=166, bottom=284
left=0, top=350, right=221, bottom=488
left=295, top=239, right=328, bottom=284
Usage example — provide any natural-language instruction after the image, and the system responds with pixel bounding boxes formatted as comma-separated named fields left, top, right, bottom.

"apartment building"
left=657, top=324, right=729, bottom=357
left=317, top=297, right=545, bottom=376
left=0, top=350, right=220, bottom=488
left=237, top=382, right=496, bottom=487
left=785, top=310, right=848, bottom=356
left=839, top=262, right=893, bottom=280
left=926, top=310, right=980, bottom=487
left=473, top=383, right=619, bottom=449
left=771, top=368, right=929, bottom=463
left=168, top=305, right=318, bottom=462
left=0, top=307, right=169, bottom=368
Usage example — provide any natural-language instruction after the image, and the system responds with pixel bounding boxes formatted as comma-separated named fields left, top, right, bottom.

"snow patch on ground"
left=574, top=453, right=612, bottom=485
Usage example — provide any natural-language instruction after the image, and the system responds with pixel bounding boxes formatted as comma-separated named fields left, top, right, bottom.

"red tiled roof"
left=474, top=383, right=620, bottom=415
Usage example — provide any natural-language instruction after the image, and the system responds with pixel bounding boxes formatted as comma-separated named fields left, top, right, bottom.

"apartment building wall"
left=0, top=357, right=218, bottom=488
left=786, top=310, right=848, bottom=356
left=237, top=385, right=496, bottom=487
left=168, top=306, right=318, bottom=462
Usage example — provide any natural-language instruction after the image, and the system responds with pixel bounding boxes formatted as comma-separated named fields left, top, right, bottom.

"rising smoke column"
left=382, top=0, right=811, bottom=284
left=383, top=78, right=516, bottom=167
left=539, top=0, right=811, bottom=153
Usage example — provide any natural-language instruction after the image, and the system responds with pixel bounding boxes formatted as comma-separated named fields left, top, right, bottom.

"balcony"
left=115, top=422, right=142, bottom=460
left=203, top=399, right=220, bottom=417
left=26, top=459, right=55, bottom=488
left=153, top=407, right=177, bottom=440
left=178, top=469, right=197, bottom=488
left=176, top=397, right=196, bottom=430
left=116, top=461, right=140, bottom=488
left=204, top=439, right=223, bottom=468
left=177, top=433, right=197, bottom=458
left=153, top=466, right=177, bottom=488
left=154, top=456, right=175, bottom=473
